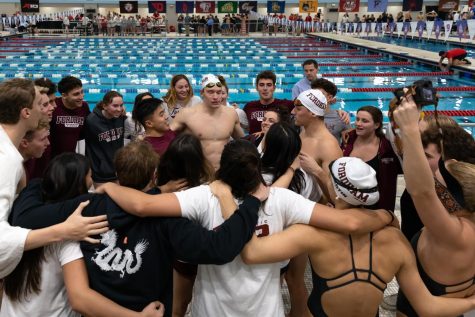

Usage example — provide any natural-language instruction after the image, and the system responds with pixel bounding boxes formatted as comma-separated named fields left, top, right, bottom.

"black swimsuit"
left=308, top=232, right=386, bottom=317
left=397, top=230, right=475, bottom=317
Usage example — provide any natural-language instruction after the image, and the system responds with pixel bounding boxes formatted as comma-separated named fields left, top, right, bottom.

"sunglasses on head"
left=205, top=82, right=223, bottom=89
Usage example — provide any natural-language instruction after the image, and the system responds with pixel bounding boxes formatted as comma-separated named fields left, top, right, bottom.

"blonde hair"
left=447, top=161, right=475, bottom=213
left=23, top=121, right=50, bottom=141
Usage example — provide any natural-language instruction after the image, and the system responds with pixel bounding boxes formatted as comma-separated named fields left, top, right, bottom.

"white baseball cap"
left=330, top=157, right=380, bottom=206
left=296, top=89, right=327, bottom=117
left=201, top=74, right=222, bottom=89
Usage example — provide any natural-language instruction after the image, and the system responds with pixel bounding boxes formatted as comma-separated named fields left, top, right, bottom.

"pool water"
left=1, top=36, right=474, bottom=123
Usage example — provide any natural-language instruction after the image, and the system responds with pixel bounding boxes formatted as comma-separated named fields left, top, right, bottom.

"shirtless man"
left=170, top=74, right=244, bottom=169
left=292, top=89, right=342, bottom=202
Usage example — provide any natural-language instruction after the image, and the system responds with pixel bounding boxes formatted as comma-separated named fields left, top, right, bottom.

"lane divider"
left=423, top=110, right=475, bottom=117
left=346, top=87, right=475, bottom=92
left=287, top=54, right=381, bottom=59
left=323, top=71, right=452, bottom=77
left=321, top=61, right=412, bottom=66
left=276, top=49, right=359, bottom=53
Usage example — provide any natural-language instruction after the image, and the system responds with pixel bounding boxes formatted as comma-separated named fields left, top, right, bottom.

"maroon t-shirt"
left=23, top=142, right=51, bottom=181
left=243, top=99, right=294, bottom=134
left=144, top=130, right=177, bottom=156
left=50, top=98, right=90, bottom=157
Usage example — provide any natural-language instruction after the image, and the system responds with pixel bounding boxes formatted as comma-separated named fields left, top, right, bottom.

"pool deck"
left=307, top=32, right=475, bottom=74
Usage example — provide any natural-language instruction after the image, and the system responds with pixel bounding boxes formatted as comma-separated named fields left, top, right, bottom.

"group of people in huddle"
left=0, top=58, right=475, bottom=317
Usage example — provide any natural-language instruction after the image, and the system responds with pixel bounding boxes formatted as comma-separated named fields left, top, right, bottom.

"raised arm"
left=169, top=108, right=187, bottom=132
left=241, top=224, right=325, bottom=264
left=393, top=96, right=465, bottom=244
left=397, top=235, right=475, bottom=317
left=98, top=182, right=181, bottom=217
left=63, top=258, right=164, bottom=317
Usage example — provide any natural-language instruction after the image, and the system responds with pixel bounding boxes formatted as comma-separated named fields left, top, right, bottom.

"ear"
left=20, top=107, right=31, bottom=120
left=19, top=137, right=29, bottom=149
left=144, top=119, right=153, bottom=129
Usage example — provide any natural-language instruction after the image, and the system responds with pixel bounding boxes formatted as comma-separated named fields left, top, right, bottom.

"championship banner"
left=426, top=21, right=434, bottom=39
left=239, top=1, right=257, bottom=13
left=338, top=0, right=360, bottom=12
left=402, top=0, right=423, bottom=11
left=438, top=0, right=459, bottom=12
left=218, top=1, right=238, bottom=13
left=120, top=1, right=138, bottom=14
left=148, top=1, right=167, bottom=13
left=267, top=1, right=285, bottom=13
left=20, top=0, right=40, bottom=13
left=410, top=21, right=418, bottom=38
left=176, top=1, right=194, bottom=13
left=367, top=0, right=388, bottom=12
left=443, top=20, right=453, bottom=41
left=196, top=1, right=216, bottom=13
left=299, top=0, right=318, bottom=13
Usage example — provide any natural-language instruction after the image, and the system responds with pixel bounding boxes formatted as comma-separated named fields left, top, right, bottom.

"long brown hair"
left=163, top=75, right=193, bottom=109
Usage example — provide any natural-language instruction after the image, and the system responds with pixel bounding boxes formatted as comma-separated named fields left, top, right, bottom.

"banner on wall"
left=20, top=0, right=40, bottom=13
left=239, top=1, right=257, bottom=13
left=402, top=0, right=423, bottom=11
left=438, top=0, right=459, bottom=12
left=367, top=0, right=388, bottom=12
left=148, top=1, right=167, bottom=13
left=196, top=1, right=216, bottom=13
left=267, top=1, right=285, bottom=13
left=218, top=1, right=238, bottom=13
left=176, top=1, right=195, bottom=13
left=299, top=0, right=318, bottom=13
left=120, top=1, right=138, bottom=13
left=338, top=0, right=360, bottom=12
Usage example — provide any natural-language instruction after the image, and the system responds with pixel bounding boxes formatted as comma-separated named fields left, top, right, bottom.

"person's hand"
left=392, top=94, right=420, bottom=133
left=290, top=155, right=301, bottom=171
left=337, top=109, right=350, bottom=124
left=209, top=180, right=233, bottom=198
left=140, top=301, right=165, bottom=317
left=299, top=152, right=323, bottom=177
left=252, top=131, right=264, bottom=139
left=250, top=183, right=270, bottom=202
left=158, top=179, right=188, bottom=193
left=62, top=201, right=109, bottom=244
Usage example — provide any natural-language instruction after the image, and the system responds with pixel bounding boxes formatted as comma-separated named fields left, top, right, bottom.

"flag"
left=367, top=0, right=388, bottom=12
left=239, top=1, right=257, bottom=13
left=402, top=0, right=423, bottom=11
left=299, top=0, right=318, bottom=13
left=176, top=1, right=194, bottom=13
left=267, top=1, right=285, bottom=13
left=339, top=0, right=360, bottom=12
left=148, top=1, right=167, bottom=13
left=119, top=1, right=138, bottom=14
left=438, top=0, right=459, bottom=12
left=20, top=0, right=39, bottom=13
left=196, top=1, right=216, bottom=13
left=218, top=1, right=238, bottom=13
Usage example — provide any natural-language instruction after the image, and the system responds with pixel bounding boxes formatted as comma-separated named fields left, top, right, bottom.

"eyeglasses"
left=204, top=82, right=223, bottom=89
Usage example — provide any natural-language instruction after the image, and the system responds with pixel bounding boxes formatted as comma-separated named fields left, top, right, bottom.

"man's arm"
left=231, top=109, right=245, bottom=139
left=169, top=108, right=187, bottom=132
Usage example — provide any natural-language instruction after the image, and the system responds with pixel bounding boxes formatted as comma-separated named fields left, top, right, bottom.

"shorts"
left=453, top=53, right=467, bottom=61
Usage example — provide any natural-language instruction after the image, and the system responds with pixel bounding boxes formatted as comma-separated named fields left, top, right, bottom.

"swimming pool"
left=360, top=35, right=475, bottom=59
left=1, top=36, right=474, bottom=124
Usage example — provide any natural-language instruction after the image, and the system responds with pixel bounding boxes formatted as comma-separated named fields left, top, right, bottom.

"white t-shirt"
left=0, top=125, right=30, bottom=278
left=1, top=241, right=83, bottom=317
left=123, top=113, right=145, bottom=142
left=175, top=185, right=315, bottom=317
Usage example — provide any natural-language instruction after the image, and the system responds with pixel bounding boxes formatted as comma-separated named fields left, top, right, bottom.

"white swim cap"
left=296, top=89, right=327, bottom=117
left=330, top=157, right=380, bottom=206
left=201, top=74, right=222, bottom=89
